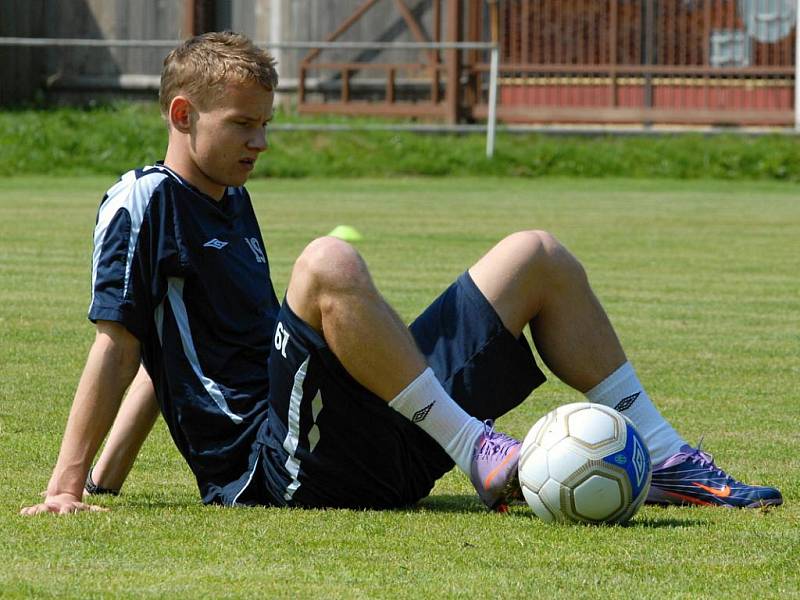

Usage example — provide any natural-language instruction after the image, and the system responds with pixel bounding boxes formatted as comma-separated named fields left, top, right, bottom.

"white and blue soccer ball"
left=518, top=402, right=651, bottom=524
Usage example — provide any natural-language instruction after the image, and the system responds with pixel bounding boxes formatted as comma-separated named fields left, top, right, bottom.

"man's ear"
left=169, top=96, right=194, bottom=133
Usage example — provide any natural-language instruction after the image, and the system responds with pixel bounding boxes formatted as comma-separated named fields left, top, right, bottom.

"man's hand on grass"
left=20, top=493, right=108, bottom=516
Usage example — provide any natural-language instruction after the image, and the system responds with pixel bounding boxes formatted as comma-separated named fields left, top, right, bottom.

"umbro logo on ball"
left=412, top=402, right=435, bottom=423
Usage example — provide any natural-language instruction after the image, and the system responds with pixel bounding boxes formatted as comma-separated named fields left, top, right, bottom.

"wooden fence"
left=484, top=0, right=797, bottom=125
left=298, top=0, right=799, bottom=126
left=2, top=0, right=798, bottom=127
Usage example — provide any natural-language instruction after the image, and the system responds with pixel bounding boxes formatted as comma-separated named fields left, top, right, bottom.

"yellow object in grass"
left=327, top=225, right=363, bottom=242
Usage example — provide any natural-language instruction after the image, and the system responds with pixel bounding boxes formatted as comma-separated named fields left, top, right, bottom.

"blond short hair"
left=159, top=31, right=278, bottom=119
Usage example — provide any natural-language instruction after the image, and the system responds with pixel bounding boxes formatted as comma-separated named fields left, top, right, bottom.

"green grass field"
left=1, top=176, right=798, bottom=598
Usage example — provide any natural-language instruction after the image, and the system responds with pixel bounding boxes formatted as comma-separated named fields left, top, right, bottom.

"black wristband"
left=84, top=466, right=120, bottom=496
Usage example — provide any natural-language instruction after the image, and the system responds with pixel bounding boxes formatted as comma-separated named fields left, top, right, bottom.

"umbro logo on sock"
left=412, top=402, right=435, bottom=423
left=204, top=238, right=228, bottom=249
left=614, top=392, right=640, bottom=412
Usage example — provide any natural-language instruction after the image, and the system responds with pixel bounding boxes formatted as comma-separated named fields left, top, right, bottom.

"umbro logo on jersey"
left=614, top=392, right=640, bottom=412
left=412, top=401, right=435, bottom=423
left=204, top=238, right=229, bottom=249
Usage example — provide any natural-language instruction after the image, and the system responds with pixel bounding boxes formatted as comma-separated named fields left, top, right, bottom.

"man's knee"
left=292, top=236, right=370, bottom=297
left=506, top=230, right=586, bottom=284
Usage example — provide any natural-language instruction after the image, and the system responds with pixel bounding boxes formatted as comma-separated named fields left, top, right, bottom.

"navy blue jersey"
left=89, top=164, right=280, bottom=504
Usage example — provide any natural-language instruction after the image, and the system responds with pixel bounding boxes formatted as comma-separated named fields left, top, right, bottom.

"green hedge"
left=2, top=103, right=800, bottom=179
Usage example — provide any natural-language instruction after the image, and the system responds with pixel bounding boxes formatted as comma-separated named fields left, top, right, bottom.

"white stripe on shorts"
left=232, top=452, right=261, bottom=506
left=283, top=356, right=310, bottom=501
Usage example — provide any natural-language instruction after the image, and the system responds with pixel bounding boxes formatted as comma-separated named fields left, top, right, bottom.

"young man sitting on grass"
left=21, top=31, right=782, bottom=516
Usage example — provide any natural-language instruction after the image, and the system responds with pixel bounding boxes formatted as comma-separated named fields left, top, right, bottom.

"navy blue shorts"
left=253, top=272, right=546, bottom=509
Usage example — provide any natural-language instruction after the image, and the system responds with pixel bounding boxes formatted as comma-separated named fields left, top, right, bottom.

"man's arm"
left=87, top=364, right=160, bottom=494
left=20, top=320, right=141, bottom=515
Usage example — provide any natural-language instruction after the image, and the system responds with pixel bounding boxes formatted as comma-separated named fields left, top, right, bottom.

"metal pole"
left=445, top=0, right=462, bottom=125
left=486, top=45, right=499, bottom=159
left=183, top=0, right=196, bottom=38
left=486, top=0, right=500, bottom=158
left=643, top=0, right=654, bottom=124
left=795, top=0, right=800, bottom=130
left=270, top=0, right=283, bottom=81
left=0, top=38, right=494, bottom=51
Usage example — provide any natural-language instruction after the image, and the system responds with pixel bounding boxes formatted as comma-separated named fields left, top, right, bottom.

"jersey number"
left=274, top=322, right=290, bottom=358
left=245, top=237, right=266, bottom=263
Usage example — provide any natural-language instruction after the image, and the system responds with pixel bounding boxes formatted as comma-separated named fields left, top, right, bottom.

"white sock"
left=388, top=367, right=484, bottom=474
left=585, top=361, right=685, bottom=464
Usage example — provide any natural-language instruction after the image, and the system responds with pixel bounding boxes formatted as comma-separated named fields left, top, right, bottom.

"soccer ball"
left=518, top=402, right=651, bottom=524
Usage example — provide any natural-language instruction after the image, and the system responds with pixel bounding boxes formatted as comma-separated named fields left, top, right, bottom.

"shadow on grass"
left=624, top=516, right=706, bottom=528
left=414, top=494, right=485, bottom=513
left=113, top=494, right=705, bottom=528
left=111, top=496, right=201, bottom=509
left=125, top=494, right=486, bottom=513
left=415, top=495, right=706, bottom=527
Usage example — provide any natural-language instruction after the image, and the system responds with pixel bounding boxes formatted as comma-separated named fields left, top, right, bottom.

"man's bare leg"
left=468, top=230, right=684, bottom=462
left=468, top=230, right=626, bottom=391
left=285, top=236, right=528, bottom=508
left=286, top=236, right=427, bottom=400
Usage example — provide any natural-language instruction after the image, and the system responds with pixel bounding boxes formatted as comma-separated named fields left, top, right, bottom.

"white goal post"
left=796, top=0, right=800, bottom=130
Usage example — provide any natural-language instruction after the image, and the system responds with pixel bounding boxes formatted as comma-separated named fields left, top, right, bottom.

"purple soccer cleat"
left=469, top=420, right=523, bottom=511
left=646, top=443, right=783, bottom=508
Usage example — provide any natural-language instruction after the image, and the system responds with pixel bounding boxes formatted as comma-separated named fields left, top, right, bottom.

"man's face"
left=187, top=80, right=274, bottom=199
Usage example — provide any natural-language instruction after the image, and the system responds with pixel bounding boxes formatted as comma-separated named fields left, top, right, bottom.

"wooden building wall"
left=0, top=0, right=437, bottom=106
left=0, top=1, right=49, bottom=105
left=277, top=0, right=437, bottom=82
